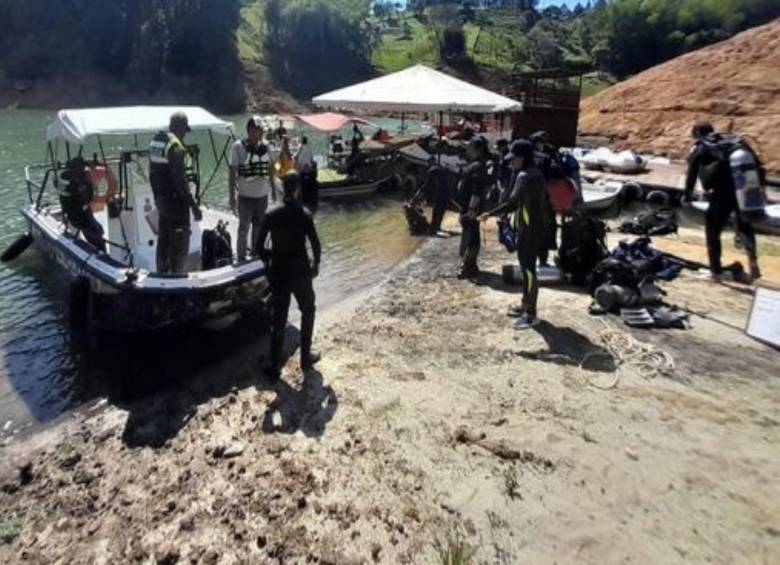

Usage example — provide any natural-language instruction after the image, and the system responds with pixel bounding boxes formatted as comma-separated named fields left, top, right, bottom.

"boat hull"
left=319, top=177, right=387, bottom=199
left=24, top=206, right=270, bottom=333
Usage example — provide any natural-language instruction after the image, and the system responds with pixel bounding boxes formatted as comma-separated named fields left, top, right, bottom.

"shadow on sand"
left=518, top=320, right=617, bottom=373
left=115, top=322, right=337, bottom=448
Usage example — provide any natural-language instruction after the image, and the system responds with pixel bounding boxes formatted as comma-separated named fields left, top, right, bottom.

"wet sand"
left=0, top=216, right=778, bottom=564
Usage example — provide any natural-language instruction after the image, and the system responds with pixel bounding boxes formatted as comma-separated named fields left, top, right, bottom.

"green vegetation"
left=0, top=0, right=244, bottom=111
left=433, top=526, right=478, bottom=565
left=0, top=0, right=777, bottom=106
left=0, top=517, right=22, bottom=545
left=374, top=16, right=439, bottom=72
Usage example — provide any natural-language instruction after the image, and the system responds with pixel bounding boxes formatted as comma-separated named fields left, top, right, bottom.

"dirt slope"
left=580, top=19, right=780, bottom=174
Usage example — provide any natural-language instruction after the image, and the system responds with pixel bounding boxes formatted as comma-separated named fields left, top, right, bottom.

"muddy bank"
left=1, top=219, right=779, bottom=563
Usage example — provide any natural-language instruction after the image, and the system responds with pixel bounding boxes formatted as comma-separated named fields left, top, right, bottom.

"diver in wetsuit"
left=684, top=122, right=761, bottom=281
left=59, top=157, right=106, bottom=253
left=456, top=136, right=490, bottom=279
left=480, top=139, right=548, bottom=329
left=409, top=157, right=451, bottom=235
left=257, top=172, right=322, bottom=379
left=530, top=131, right=561, bottom=267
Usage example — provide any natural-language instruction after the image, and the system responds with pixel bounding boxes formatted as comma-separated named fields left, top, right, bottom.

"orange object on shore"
left=547, top=177, right=579, bottom=213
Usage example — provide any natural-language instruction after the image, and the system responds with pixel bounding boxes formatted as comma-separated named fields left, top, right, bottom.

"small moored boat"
left=11, top=106, right=269, bottom=332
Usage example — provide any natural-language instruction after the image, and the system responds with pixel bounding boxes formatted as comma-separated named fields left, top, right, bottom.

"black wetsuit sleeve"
left=486, top=173, right=523, bottom=217
left=305, top=213, right=321, bottom=266
left=168, top=146, right=191, bottom=200
left=685, top=144, right=702, bottom=198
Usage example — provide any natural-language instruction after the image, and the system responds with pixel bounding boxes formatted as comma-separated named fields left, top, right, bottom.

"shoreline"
left=1, top=218, right=778, bottom=563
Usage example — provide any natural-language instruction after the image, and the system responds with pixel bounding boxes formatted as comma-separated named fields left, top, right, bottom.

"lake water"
left=0, top=110, right=422, bottom=440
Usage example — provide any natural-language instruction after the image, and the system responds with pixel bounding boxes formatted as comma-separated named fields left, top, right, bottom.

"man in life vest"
left=229, top=116, right=276, bottom=261
left=684, top=122, right=762, bottom=282
left=149, top=112, right=202, bottom=274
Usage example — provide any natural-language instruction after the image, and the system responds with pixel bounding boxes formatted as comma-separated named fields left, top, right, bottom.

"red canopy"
left=293, top=112, right=369, bottom=133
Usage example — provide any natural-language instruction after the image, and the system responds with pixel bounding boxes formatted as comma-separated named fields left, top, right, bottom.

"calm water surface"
left=0, top=110, right=422, bottom=438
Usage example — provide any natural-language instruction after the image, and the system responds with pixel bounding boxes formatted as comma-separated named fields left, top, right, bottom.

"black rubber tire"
left=1, top=233, right=33, bottom=263
left=646, top=190, right=671, bottom=206
left=622, top=182, right=644, bottom=202
left=69, top=277, right=92, bottom=330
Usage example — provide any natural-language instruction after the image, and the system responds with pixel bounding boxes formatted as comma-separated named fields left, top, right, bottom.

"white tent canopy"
left=312, top=64, right=522, bottom=114
left=46, top=105, right=234, bottom=144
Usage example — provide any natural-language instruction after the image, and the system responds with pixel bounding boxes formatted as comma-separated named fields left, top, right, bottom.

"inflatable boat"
left=8, top=106, right=269, bottom=332
left=581, top=147, right=648, bottom=174
left=690, top=201, right=780, bottom=236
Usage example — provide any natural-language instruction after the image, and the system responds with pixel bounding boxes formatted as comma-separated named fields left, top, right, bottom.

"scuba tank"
left=729, top=146, right=766, bottom=221
left=502, top=264, right=564, bottom=286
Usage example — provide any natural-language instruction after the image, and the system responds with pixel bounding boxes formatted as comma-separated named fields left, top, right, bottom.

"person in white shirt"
left=229, top=116, right=277, bottom=261
left=295, top=136, right=314, bottom=172
left=296, top=136, right=319, bottom=212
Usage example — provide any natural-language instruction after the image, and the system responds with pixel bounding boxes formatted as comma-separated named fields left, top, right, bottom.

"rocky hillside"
left=579, top=18, right=780, bottom=174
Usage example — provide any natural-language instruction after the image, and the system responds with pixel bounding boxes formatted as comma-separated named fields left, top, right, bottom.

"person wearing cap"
left=479, top=139, right=548, bottom=329
left=456, top=135, right=490, bottom=279
left=229, top=116, right=276, bottom=261
left=529, top=130, right=564, bottom=267
left=149, top=112, right=203, bottom=274
left=256, top=172, right=322, bottom=379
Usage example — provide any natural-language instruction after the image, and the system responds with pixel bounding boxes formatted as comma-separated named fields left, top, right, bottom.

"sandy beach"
left=1, top=217, right=778, bottom=564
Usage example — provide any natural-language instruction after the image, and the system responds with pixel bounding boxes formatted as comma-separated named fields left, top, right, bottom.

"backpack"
left=403, top=204, right=430, bottom=235
left=618, top=208, right=678, bottom=236
left=202, top=220, right=233, bottom=269
left=557, top=212, right=608, bottom=286
left=700, top=135, right=766, bottom=189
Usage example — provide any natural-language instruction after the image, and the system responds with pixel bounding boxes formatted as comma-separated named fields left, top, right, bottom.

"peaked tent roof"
left=47, top=106, right=234, bottom=144
left=312, top=65, right=522, bottom=114
left=293, top=112, right=370, bottom=133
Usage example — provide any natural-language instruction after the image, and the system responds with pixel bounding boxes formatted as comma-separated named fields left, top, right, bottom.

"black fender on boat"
left=1, top=233, right=34, bottom=263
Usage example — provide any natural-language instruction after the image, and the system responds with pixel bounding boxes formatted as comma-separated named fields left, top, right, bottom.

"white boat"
left=580, top=180, right=624, bottom=212
left=691, top=201, right=780, bottom=235
left=9, top=106, right=269, bottom=332
left=581, top=147, right=648, bottom=174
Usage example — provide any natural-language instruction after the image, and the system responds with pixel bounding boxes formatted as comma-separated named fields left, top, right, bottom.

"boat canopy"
left=293, top=112, right=370, bottom=133
left=312, top=64, right=523, bottom=114
left=46, top=105, right=234, bottom=144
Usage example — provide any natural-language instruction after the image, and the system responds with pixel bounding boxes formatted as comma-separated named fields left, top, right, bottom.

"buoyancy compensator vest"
left=237, top=140, right=270, bottom=180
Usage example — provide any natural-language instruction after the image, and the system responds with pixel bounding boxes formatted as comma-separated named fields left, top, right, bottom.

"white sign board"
left=746, top=286, right=780, bottom=349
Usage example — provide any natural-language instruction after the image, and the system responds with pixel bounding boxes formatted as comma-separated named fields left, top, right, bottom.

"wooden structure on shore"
left=508, top=70, right=583, bottom=147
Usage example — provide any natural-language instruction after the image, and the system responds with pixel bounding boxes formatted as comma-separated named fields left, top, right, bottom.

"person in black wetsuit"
left=256, top=172, right=322, bottom=379
left=456, top=136, right=490, bottom=279
left=409, top=157, right=451, bottom=235
left=480, top=139, right=548, bottom=329
left=684, top=122, right=761, bottom=281
left=60, top=157, right=106, bottom=253
left=529, top=131, right=561, bottom=267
